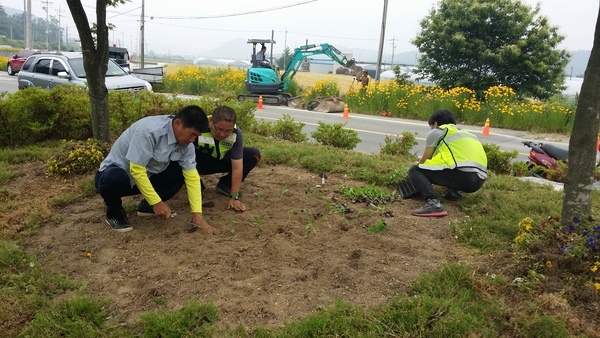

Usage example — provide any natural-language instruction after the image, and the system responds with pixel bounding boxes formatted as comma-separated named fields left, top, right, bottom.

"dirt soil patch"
left=11, top=162, right=474, bottom=330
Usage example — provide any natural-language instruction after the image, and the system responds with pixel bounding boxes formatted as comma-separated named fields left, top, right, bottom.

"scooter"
left=522, top=140, right=568, bottom=172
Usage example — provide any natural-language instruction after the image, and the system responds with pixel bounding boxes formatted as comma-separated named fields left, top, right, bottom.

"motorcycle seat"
left=541, top=143, right=568, bottom=161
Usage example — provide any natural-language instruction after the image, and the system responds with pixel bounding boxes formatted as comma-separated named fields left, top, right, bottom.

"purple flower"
left=587, top=237, right=598, bottom=249
left=560, top=246, right=574, bottom=253
left=573, top=217, right=581, bottom=223
left=594, top=225, right=600, bottom=233
left=568, top=225, right=576, bottom=232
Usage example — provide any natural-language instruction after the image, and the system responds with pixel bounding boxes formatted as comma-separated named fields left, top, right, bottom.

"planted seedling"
left=367, top=219, right=387, bottom=234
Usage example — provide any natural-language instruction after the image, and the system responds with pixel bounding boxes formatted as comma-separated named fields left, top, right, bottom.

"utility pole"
left=375, top=0, right=388, bottom=81
left=41, top=0, right=53, bottom=49
left=25, top=0, right=32, bottom=48
left=56, top=4, right=64, bottom=51
left=140, top=0, right=145, bottom=68
left=390, top=36, right=397, bottom=66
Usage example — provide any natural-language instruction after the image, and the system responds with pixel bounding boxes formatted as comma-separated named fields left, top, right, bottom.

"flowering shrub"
left=0, top=56, right=8, bottom=71
left=47, top=139, right=111, bottom=177
left=514, top=216, right=600, bottom=293
left=303, top=79, right=340, bottom=105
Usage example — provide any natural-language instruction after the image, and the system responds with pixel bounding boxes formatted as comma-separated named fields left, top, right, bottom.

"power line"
left=149, top=0, right=318, bottom=20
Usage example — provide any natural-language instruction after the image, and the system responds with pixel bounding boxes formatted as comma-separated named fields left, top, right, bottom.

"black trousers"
left=195, top=147, right=261, bottom=188
left=95, top=161, right=184, bottom=217
left=408, top=165, right=484, bottom=201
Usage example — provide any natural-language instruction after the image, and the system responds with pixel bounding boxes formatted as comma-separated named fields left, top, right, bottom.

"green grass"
left=0, top=133, right=597, bottom=337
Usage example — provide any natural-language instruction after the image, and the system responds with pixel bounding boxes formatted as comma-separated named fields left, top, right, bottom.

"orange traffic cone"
left=481, top=117, right=490, bottom=136
left=342, top=104, right=349, bottom=119
left=257, top=95, right=264, bottom=109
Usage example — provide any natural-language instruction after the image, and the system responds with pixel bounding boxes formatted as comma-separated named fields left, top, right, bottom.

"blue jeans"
left=95, top=161, right=185, bottom=217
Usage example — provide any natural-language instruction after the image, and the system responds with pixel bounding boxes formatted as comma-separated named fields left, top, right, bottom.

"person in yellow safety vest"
left=408, top=109, right=487, bottom=217
left=194, top=105, right=261, bottom=212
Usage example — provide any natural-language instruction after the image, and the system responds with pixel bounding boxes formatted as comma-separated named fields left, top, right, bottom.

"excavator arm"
left=280, top=43, right=355, bottom=91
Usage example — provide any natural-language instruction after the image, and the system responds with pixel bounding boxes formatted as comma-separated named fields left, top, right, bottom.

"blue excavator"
left=237, top=39, right=357, bottom=106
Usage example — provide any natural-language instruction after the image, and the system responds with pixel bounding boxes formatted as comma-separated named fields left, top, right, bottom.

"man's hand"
left=192, top=213, right=215, bottom=235
left=152, top=201, right=172, bottom=219
left=227, top=198, right=246, bottom=212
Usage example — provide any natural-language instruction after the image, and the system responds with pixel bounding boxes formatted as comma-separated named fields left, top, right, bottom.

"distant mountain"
left=199, top=38, right=251, bottom=60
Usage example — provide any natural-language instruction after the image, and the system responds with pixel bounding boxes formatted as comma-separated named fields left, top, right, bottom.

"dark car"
left=7, top=48, right=42, bottom=75
left=17, top=51, right=152, bottom=92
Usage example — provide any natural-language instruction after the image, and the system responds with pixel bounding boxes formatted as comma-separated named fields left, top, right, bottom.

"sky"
left=4, top=0, right=600, bottom=58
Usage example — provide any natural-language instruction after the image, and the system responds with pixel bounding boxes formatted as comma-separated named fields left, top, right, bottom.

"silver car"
left=17, top=52, right=152, bottom=92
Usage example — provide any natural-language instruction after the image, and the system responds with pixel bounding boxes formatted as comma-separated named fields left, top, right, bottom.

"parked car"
left=7, top=48, right=42, bottom=75
left=17, top=51, right=152, bottom=92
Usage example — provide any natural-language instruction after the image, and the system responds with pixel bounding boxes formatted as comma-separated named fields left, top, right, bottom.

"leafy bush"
left=483, top=143, right=518, bottom=175
left=311, top=121, right=360, bottom=150
left=0, top=87, right=255, bottom=147
left=47, top=139, right=111, bottom=177
left=249, top=114, right=307, bottom=143
left=379, top=132, right=418, bottom=158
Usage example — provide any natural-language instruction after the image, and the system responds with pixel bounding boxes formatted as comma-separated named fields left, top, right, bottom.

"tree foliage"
left=275, top=46, right=294, bottom=70
left=0, top=4, right=65, bottom=49
left=412, top=0, right=570, bottom=99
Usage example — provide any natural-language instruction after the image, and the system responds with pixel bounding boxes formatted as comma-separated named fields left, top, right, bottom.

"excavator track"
left=237, top=93, right=291, bottom=106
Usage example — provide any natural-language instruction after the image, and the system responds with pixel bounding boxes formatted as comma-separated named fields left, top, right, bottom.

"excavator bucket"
left=307, top=96, right=346, bottom=113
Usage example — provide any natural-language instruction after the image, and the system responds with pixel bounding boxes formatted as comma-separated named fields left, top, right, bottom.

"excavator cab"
left=243, top=39, right=280, bottom=97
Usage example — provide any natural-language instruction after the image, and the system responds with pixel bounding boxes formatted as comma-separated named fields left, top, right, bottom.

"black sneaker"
left=215, top=184, right=243, bottom=198
left=411, top=198, right=448, bottom=217
left=105, top=211, right=133, bottom=232
left=443, top=190, right=463, bottom=204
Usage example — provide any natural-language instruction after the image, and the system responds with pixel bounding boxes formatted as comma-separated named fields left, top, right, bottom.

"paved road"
left=253, top=105, right=569, bottom=162
left=0, top=71, right=18, bottom=93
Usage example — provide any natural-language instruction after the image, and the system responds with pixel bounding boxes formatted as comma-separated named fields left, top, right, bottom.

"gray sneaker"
left=411, top=198, right=448, bottom=217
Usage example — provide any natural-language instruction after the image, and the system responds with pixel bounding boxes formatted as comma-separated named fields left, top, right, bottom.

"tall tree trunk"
left=561, top=7, right=600, bottom=226
left=66, top=0, right=111, bottom=142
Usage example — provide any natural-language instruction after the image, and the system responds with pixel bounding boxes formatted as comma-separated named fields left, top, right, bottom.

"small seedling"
left=305, top=218, right=314, bottom=236
left=279, top=186, right=289, bottom=197
left=325, top=202, right=348, bottom=214
left=253, top=216, right=264, bottom=226
left=368, top=219, right=387, bottom=234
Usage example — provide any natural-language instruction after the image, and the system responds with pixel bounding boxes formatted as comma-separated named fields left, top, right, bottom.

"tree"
left=276, top=46, right=294, bottom=71
left=0, top=5, right=9, bottom=38
left=65, top=0, right=126, bottom=142
left=561, top=8, right=600, bottom=226
left=412, top=0, right=570, bottom=99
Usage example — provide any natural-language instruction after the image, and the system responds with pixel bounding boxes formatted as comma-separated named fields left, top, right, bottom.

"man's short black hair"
left=212, top=105, right=237, bottom=125
left=175, top=105, right=209, bottom=132
left=428, top=109, right=456, bottom=127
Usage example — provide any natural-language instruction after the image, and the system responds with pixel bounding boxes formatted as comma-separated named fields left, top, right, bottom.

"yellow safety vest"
left=195, top=117, right=238, bottom=160
left=419, top=124, right=487, bottom=174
